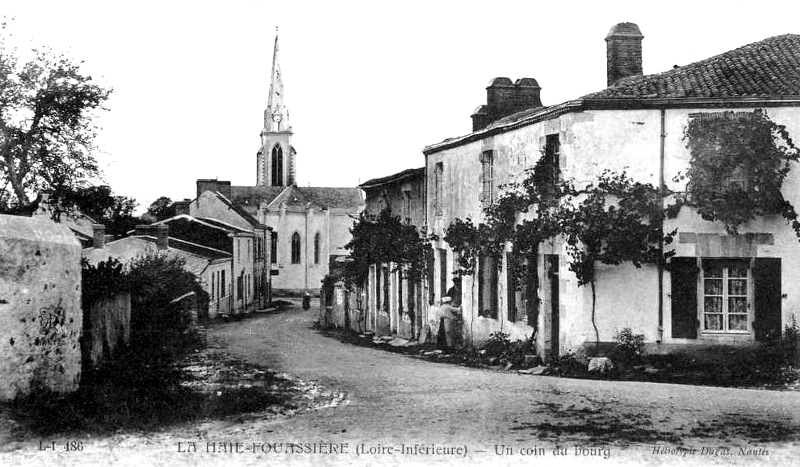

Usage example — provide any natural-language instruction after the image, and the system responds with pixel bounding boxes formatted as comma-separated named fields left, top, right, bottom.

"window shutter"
left=427, top=254, right=435, bottom=305
left=670, top=257, right=698, bottom=339
left=507, top=252, right=516, bottom=322
left=753, top=258, right=781, bottom=342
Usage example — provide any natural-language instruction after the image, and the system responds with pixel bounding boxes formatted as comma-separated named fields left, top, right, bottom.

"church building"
left=189, top=31, right=363, bottom=296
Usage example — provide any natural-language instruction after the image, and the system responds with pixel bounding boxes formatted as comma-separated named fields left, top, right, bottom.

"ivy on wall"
left=676, top=109, right=800, bottom=236
left=341, top=208, right=431, bottom=289
left=445, top=153, right=672, bottom=343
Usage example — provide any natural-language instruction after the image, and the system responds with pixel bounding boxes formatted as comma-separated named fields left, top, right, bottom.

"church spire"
left=258, top=27, right=295, bottom=187
left=265, top=27, right=288, bottom=132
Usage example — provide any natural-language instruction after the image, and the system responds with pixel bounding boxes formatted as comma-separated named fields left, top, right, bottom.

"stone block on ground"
left=388, top=338, right=408, bottom=347
left=523, top=354, right=542, bottom=368
left=587, top=357, right=614, bottom=374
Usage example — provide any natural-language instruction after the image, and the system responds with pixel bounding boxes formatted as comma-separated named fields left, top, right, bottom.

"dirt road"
left=5, top=301, right=800, bottom=466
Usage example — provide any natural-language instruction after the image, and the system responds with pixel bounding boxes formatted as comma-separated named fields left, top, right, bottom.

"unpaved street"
left=4, top=301, right=800, bottom=466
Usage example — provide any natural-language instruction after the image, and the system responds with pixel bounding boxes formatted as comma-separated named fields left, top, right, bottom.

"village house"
left=423, top=23, right=800, bottom=359
left=358, top=167, right=427, bottom=338
left=175, top=189, right=272, bottom=311
left=187, top=32, right=363, bottom=297
left=82, top=224, right=233, bottom=318
left=150, top=213, right=270, bottom=314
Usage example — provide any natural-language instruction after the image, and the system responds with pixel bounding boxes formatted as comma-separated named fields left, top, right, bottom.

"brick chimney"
left=92, top=224, right=106, bottom=249
left=196, top=179, right=232, bottom=200
left=155, top=224, right=169, bottom=251
left=472, top=77, right=543, bottom=131
left=606, top=22, right=643, bottom=86
left=173, top=199, right=191, bottom=216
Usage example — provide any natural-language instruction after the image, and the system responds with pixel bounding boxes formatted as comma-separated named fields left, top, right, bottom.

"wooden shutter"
left=507, top=252, right=517, bottom=322
left=753, top=258, right=781, bottom=342
left=670, top=257, right=698, bottom=339
left=427, top=254, right=435, bottom=305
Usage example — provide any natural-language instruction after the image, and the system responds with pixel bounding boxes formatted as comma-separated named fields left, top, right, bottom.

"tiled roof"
left=230, top=186, right=286, bottom=209
left=211, top=191, right=262, bottom=227
left=360, top=167, right=425, bottom=189
left=195, top=217, right=252, bottom=234
left=232, top=185, right=364, bottom=211
left=585, top=34, right=800, bottom=99
left=426, top=33, right=800, bottom=155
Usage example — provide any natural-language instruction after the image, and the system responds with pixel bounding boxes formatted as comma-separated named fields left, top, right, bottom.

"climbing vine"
left=341, top=208, right=431, bottom=289
left=677, top=109, right=800, bottom=236
left=445, top=151, right=673, bottom=343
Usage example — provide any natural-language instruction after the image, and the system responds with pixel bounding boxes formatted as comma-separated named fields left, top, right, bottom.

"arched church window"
left=271, top=144, right=284, bottom=186
left=314, top=232, right=321, bottom=264
left=291, top=232, right=301, bottom=264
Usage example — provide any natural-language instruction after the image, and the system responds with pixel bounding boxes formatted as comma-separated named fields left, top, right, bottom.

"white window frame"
left=700, top=258, right=752, bottom=334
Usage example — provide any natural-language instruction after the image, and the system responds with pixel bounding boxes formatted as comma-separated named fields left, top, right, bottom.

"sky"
left=4, top=0, right=800, bottom=213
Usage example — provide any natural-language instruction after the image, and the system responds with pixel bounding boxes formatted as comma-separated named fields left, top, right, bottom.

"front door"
left=546, top=254, right=560, bottom=360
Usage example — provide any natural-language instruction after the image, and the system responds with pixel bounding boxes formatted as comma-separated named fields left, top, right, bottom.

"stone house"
left=359, top=167, right=428, bottom=338
left=423, top=23, right=800, bottom=359
left=82, top=224, right=233, bottom=318
left=163, top=192, right=271, bottom=312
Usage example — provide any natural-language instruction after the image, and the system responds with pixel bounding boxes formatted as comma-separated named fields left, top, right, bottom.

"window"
left=237, top=276, right=243, bottom=300
left=480, top=150, right=494, bottom=205
left=478, top=256, right=498, bottom=318
left=402, top=190, right=412, bottom=224
left=271, top=233, right=277, bottom=264
left=434, top=162, right=444, bottom=216
left=271, top=144, right=284, bottom=186
left=543, top=134, right=560, bottom=198
left=291, top=232, right=301, bottom=264
left=702, top=259, right=750, bottom=332
left=314, top=232, right=320, bottom=264
left=211, top=271, right=215, bottom=299
left=221, top=270, right=226, bottom=297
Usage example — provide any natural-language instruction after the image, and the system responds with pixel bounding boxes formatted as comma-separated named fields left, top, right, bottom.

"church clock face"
left=272, top=112, right=283, bottom=123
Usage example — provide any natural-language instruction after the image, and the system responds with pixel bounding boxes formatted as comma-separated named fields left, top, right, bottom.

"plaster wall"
left=0, top=215, right=82, bottom=400
left=264, top=208, right=356, bottom=294
left=425, top=105, right=800, bottom=354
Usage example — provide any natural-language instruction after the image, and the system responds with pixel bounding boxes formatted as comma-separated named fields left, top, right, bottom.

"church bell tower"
left=257, top=29, right=295, bottom=187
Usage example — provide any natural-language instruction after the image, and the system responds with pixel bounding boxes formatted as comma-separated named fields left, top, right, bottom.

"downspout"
left=657, top=108, right=666, bottom=343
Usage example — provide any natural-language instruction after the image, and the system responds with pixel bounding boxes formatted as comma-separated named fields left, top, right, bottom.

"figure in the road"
left=302, top=292, right=311, bottom=310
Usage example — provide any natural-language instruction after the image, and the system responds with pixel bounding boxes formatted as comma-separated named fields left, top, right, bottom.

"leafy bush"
left=554, top=352, right=587, bottom=376
left=482, top=331, right=511, bottom=358
left=126, top=252, right=208, bottom=353
left=81, top=257, right=128, bottom=311
left=613, top=328, right=645, bottom=364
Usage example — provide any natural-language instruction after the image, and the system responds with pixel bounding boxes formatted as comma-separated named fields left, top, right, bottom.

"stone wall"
left=82, top=293, right=131, bottom=368
left=0, top=214, right=82, bottom=400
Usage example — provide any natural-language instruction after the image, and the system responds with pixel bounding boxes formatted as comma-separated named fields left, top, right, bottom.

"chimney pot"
left=92, top=224, right=106, bottom=249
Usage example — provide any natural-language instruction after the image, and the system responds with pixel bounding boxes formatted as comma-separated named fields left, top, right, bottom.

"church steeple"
left=265, top=28, right=289, bottom=132
left=257, top=27, right=295, bottom=187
